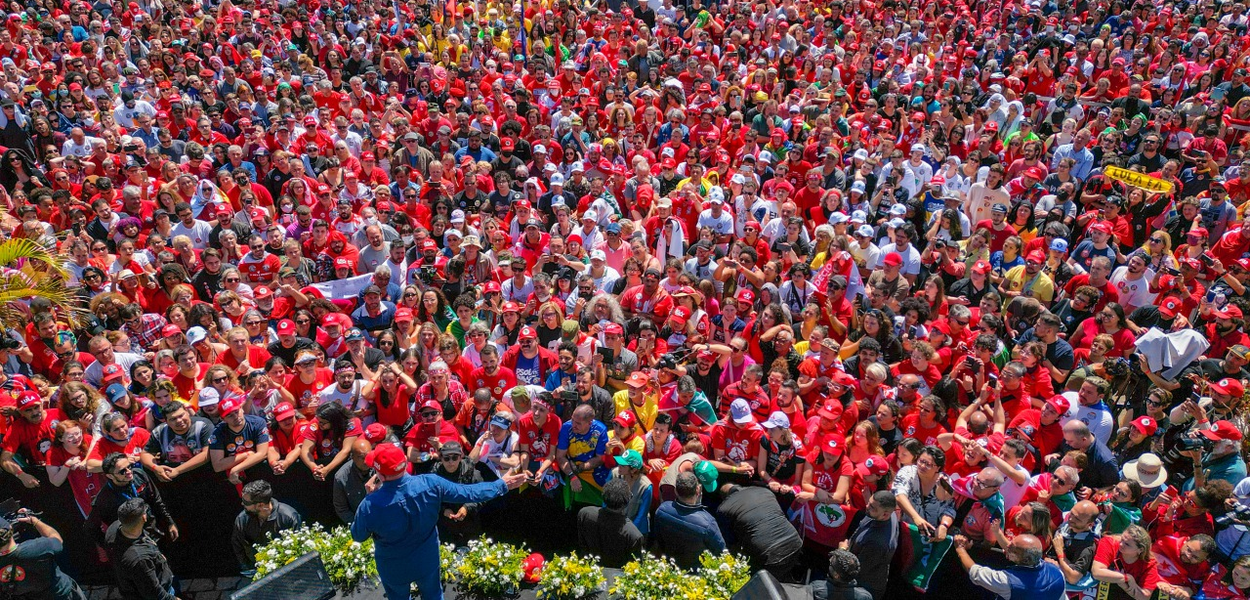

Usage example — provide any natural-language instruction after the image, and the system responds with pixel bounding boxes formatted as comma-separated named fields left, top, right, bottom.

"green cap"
left=617, top=450, right=643, bottom=470
left=693, top=460, right=719, bottom=493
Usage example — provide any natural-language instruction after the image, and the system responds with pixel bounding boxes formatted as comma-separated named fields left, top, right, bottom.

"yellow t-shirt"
left=1001, top=264, right=1055, bottom=304
left=612, top=389, right=657, bottom=436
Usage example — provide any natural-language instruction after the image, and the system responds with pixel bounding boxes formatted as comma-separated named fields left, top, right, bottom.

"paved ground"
left=85, top=576, right=247, bottom=600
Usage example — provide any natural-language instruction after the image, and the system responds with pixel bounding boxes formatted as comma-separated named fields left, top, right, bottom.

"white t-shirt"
left=1109, top=266, right=1157, bottom=310
left=879, top=243, right=923, bottom=276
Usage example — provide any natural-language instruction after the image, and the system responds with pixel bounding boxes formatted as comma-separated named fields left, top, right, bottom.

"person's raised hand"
left=502, top=472, right=527, bottom=490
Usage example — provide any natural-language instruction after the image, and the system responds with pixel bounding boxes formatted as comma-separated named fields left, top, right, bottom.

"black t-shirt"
left=948, top=277, right=991, bottom=308
left=689, top=362, right=724, bottom=408
left=0, top=537, right=80, bottom=599
left=869, top=415, right=904, bottom=456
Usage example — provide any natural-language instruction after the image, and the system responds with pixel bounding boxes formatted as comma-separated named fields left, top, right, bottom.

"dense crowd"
left=3, top=0, right=1250, bottom=597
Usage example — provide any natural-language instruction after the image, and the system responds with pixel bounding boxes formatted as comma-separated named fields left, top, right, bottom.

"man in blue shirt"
left=350, top=285, right=397, bottom=342
left=1050, top=129, right=1094, bottom=181
left=351, top=443, right=524, bottom=600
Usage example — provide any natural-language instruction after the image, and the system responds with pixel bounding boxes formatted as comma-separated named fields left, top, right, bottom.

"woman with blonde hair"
left=1137, top=229, right=1178, bottom=274
left=845, top=420, right=885, bottom=468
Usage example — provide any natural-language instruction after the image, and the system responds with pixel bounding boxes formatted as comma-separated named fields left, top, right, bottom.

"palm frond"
left=0, top=238, right=89, bottom=331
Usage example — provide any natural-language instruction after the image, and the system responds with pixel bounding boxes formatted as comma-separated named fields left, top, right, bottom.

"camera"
left=657, top=354, right=679, bottom=370
left=934, top=239, right=946, bottom=249
left=965, top=357, right=981, bottom=371
left=0, top=338, right=20, bottom=351
left=559, top=388, right=578, bottom=404
left=1103, top=357, right=1130, bottom=378
left=1177, top=433, right=1213, bottom=452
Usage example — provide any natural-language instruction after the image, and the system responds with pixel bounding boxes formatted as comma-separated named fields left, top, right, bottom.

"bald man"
left=333, top=438, right=376, bottom=524
left=954, top=532, right=1066, bottom=600
left=1050, top=500, right=1103, bottom=585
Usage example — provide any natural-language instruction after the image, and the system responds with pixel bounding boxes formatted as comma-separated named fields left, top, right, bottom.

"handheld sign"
left=1103, top=166, right=1175, bottom=194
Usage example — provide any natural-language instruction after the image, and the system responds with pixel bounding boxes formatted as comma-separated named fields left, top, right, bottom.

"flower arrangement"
left=439, top=542, right=461, bottom=583
left=697, top=551, right=752, bottom=599
left=612, top=552, right=752, bottom=600
left=536, top=553, right=606, bottom=600
left=452, top=537, right=530, bottom=598
left=252, top=524, right=376, bottom=595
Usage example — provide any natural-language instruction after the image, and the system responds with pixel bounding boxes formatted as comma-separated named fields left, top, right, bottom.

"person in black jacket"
left=432, top=442, right=486, bottom=546
left=715, top=484, right=803, bottom=581
left=811, top=549, right=874, bottom=600
left=577, top=478, right=645, bottom=567
left=85, top=453, right=178, bottom=548
left=105, top=498, right=178, bottom=600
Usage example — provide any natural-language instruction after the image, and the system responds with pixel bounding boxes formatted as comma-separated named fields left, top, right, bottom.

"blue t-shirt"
left=557, top=420, right=610, bottom=485
left=514, top=353, right=541, bottom=386
left=544, top=369, right=577, bottom=392
left=1069, top=239, right=1118, bottom=273
left=208, top=414, right=271, bottom=457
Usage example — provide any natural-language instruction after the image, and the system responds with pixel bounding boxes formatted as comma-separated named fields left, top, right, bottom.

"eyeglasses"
left=245, top=320, right=263, bottom=326
left=212, top=376, right=229, bottom=383
left=1149, top=237, right=1165, bottom=244
left=441, top=454, right=462, bottom=461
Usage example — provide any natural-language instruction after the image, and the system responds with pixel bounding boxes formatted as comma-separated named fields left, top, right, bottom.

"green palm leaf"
left=0, top=237, right=90, bottom=331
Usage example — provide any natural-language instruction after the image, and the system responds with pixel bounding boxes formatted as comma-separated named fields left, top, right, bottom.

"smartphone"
left=1201, top=253, right=1216, bottom=266
left=1207, top=288, right=1219, bottom=303
left=597, top=347, right=614, bottom=362
left=988, top=374, right=998, bottom=389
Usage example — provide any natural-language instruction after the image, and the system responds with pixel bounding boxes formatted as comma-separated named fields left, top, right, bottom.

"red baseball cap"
left=276, top=319, right=296, bottom=335
left=17, top=391, right=41, bottom=409
left=822, top=435, right=844, bottom=457
left=253, top=286, right=273, bottom=300
left=1045, top=394, right=1071, bottom=415
left=1210, top=377, right=1246, bottom=397
left=817, top=401, right=843, bottom=421
left=421, top=400, right=442, bottom=412
left=394, top=307, right=415, bottom=323
left=1158, top=296, right=1183, bottom=319
left=218, top=395, right=244, bottom=416
left=519, top=326, right=538, bottom=340
left=883, top=252, right=903, bottom=267
left=1213, top=304, right=1244, bottom=320
left=735, top=289, right=755, bottom=305
left=1131, top=416, right=1158, bottom=436
left=366, top=443, right=409, bottom=477
left=273, top=402, right=297, bottom=420
left=102, top=363, right=126, bottom=383
left=1200, top=420, right=1244, bottom=441
left=503, top=301, right=522, bottom=313
left=614, top=411, right=637, bottom=429
left=162, top=324, right=183, bottom=338
left=856, top=455, right=890, bottom=478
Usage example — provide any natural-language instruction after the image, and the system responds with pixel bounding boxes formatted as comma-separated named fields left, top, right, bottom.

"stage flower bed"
left=252, top=523, right=377, bottom=595
left=256, top=530, right=749, bottom=599
left=537, top=553, right=606, bottom=600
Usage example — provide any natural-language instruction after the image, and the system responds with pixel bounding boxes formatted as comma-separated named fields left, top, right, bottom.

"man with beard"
left=1108, top=253, right=1156, bottom=314
left=0, top=391, right=65, bottom=489
left=619, top=268, right=674, bottom=321
left=1000, top=250, right=1056, bottom=307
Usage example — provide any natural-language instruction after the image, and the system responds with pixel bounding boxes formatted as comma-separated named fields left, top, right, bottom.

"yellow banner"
left=1103, top=166, right=1175, bottom=194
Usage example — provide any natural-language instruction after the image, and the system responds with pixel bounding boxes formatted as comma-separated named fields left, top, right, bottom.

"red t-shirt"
left=708, top=421, right=765, bottom=464
left=373, top=384, right=413, bottom=428
left=515, top=413, right=563, bottom=461
left=46, top=436, right=103, bottom=516
left=96, top=428, right=152, bottom=459
left=270, top=421, right=312, bottom=457
left=900, top=413, right=948, bottom=446
left=300, top=417, right=364, bottom=462
left=1, top=408, right=67, bottom=467
left=286, top=368, right=335, bottom=417
left=403, top=419, right=461, bottom=455
left=172, top=364, right=210, bottom=402
left=1094, top=536, right=1161, bottom=594
left=469, top=366, right=519, bottom=402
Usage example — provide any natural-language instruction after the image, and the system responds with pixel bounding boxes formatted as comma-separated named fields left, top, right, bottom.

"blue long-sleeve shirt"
left=1051, top=143, right=1095, bottom=181
left=351, top=474, right=506, bottom=599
